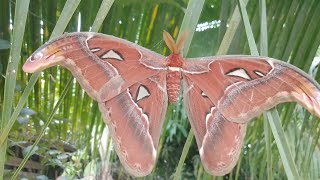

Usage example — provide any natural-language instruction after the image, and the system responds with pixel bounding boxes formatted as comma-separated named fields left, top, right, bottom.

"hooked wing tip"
left=291, top=89, right=320, bottom=118
left=22, top=54, right=65, bottom=73
left=22, top=50, right=45, bottom=73
left=22, top=60, right=35, bottom=73
left=23, top=43, right=67, bottom=73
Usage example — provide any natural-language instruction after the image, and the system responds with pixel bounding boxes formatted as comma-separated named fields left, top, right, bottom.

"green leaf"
left=23, top=145, right=38, bottom=157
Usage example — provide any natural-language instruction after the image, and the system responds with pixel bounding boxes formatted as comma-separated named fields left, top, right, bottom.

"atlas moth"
left=23, top=31, right=320, bottom=177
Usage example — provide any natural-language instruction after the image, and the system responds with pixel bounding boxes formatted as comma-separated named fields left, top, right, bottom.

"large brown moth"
left=23, top=31, right=320, bottom=177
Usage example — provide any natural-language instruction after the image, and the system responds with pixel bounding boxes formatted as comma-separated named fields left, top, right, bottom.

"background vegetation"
left=0, top=0, right=320, bottom=179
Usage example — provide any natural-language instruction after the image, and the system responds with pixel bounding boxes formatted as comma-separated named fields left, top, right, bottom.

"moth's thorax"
left=167, top=53, right=184, bottom=67
left=166, top=53, right=183, bottom=103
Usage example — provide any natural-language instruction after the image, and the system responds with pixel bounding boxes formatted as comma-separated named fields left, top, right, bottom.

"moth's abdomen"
left=167, top=70, right=181, bottom=103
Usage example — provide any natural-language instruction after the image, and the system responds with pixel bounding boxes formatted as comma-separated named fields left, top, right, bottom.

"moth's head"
left=23, top=41, right=66, bottom=73
left=163, top=30, right=188, bottom=55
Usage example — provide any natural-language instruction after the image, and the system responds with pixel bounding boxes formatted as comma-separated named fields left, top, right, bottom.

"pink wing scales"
left=183, top=77, right=246, bottom=175
left=22, top=32, right=168, bottom=177
left=182, top=55, right=320, bottom=175
left=183, top=56, right=320, bottom=123
left=23, top=32, right=167, bottom=102
left=24, top=31, right=320, bottom=177
left=99, top=72, right=167, bottom=176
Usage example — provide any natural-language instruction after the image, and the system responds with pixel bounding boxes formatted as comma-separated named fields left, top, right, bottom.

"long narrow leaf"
left=91, top=0, right=115, bottom=32
left=0, top=0, right=30, bottom=178
left=267, top=110, right=300, bottom=179
left=217, top=0, right=249, bottom=55
left=238, top=0, right=259, bottom=56
left=260, top=0, right=272, bottom=179
left=173, top=130, right=194, bottom=180
left=179, top=0, right=205, bottom=55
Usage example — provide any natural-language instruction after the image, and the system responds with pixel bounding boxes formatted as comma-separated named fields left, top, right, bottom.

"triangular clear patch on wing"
left=136, top=85, right=150, bottom=101
left=101, top=50, right=124, bottom=61
left=226, top=68, right=251, bottom=80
